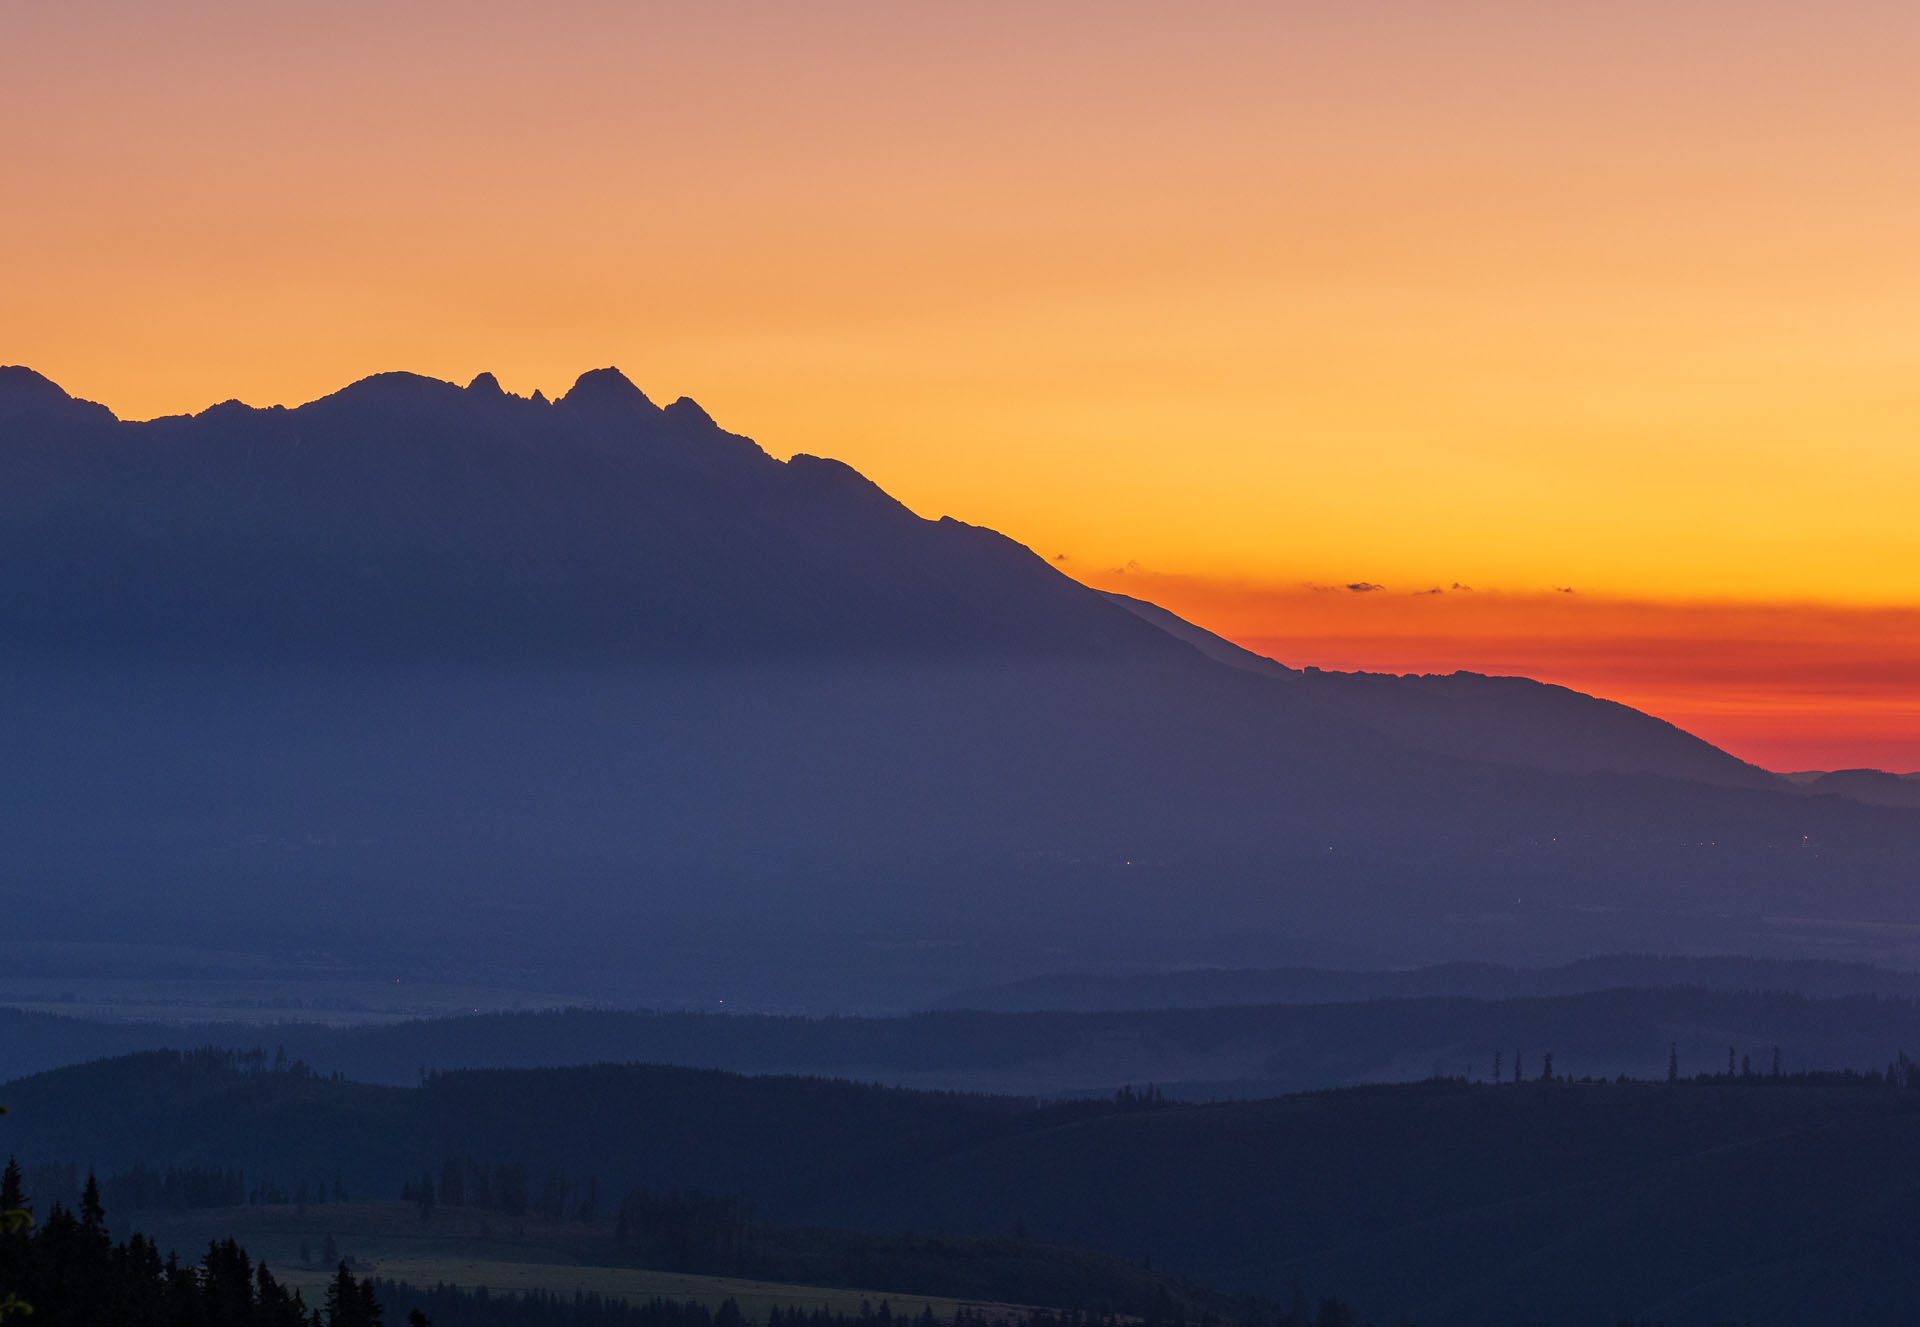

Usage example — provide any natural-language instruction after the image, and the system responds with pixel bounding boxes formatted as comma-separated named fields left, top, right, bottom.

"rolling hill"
left=5, top=1050, right=1918, bottom=1325
left=5, top=983, right=1919, bottom=1096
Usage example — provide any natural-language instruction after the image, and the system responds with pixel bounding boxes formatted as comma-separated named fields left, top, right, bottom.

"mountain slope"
left=0, top=366, right=1177, bottom=664
left=5, top=367, right=1920, bottom=998
left=1106, top=590, right=1781, bottom=789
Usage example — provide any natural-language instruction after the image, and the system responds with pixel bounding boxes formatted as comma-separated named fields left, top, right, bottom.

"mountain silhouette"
left=1105, top=591, right=1779, bottom=789
left=1798, top=768, right=1920, bottom=808
left=0, top=366, right=1167, bottom=662
left=0, top=365, right=117, bottom=427
left=2, top=367, right=1917, bottom=1003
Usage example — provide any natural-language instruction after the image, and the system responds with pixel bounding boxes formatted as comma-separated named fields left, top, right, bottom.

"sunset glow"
left=8, top=1, right=1920, bottom=768
left=1081, top=571, right=1920, bottom=772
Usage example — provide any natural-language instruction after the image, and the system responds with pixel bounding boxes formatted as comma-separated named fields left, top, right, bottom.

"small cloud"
left=1053, top=553, right=1069, bottom=562
left=1554, top=585, right=1575, bottom=594
left=1346, top=582, right=1384, bottom=593
left=1414, top=587, right=1444, bottom=596
left=1450, top=582, right=1473, bottom=592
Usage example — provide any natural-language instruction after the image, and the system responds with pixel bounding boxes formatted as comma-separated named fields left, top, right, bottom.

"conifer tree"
left=80, top=1170, right=105, bottom=1230
left=0, top=1157, right=23, bottom=1218
left=328, top=1261, right=370, bottom=1326
left=0, top=1137, right=27, bottom=1324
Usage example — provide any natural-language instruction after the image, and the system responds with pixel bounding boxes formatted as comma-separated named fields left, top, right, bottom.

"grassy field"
left=129, top=1202, right=1030, bottom=1321
left=363, top=1259, right=999, bottom=1320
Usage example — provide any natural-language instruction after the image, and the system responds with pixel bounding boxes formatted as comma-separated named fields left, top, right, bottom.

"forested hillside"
left=7, top=1050, right=1920, bottom=1325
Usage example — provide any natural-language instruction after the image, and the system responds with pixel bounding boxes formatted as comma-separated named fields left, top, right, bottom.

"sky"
left=6, top=1, right=1919, bottom=770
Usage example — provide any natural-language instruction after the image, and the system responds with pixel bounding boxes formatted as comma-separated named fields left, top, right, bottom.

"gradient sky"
left=7, top=2, right=1920, bottom=768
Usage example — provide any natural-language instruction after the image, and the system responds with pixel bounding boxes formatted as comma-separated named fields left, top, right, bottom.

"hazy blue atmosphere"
left=12, top=6, right=1920, bottom=1323
left=6, top=366, right=1920, bottom=1326
left=6, top=366, right=1920, bottom=1015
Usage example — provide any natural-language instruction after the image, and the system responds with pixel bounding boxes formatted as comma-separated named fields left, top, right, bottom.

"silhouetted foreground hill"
left=5, top=1051, right=1918, bottom=1325
left=5, top=983, right=1919, bottom=1096
left=7, top=365, right=1920, bottom=995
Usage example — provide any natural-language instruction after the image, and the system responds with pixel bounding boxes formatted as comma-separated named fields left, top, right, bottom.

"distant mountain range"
left=936, top=953, right=1920, bottom=1012
left=5, top=365, right=1920, bottom=1001
left=5, top=976, right=1918, bottom=1096
left=1784, top=768, right=1920, bottom=807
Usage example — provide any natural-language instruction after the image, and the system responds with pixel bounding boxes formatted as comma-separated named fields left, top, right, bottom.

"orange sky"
left=6, top=2, right=1920, bottom=768
left=1083, top=572, right=1920, bottom=773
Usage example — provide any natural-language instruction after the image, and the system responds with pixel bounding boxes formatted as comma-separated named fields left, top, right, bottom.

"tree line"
left=0, top=1154, right=389, bottom=1326
left=23, top=1161, right=349, bottom=1216
left=1474, top=1044, right=1920, bottom=1087
left=375, top=1287, right=1377, bottom=1327
left=401, top=1156, right=599, bottom=1223
left=384, top=1164, right=1278, bottom=1322
left=373, top=1286, right=751, bottom=1327
left=614, top=1187, right=758, bottom=1273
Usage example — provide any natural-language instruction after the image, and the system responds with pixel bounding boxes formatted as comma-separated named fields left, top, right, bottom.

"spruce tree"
left=327, top=1262, right=364, bottom=1326
left=358, top=1275, right=384, bottom=1325
left=0, top=1143, right=26, bottom=1324
left=0, top=1158, right=23, bottom=1217
left=80, top=1171, right=105, bottom=1230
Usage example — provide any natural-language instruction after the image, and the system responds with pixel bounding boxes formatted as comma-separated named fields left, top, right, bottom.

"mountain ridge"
left=1104, top=590, right=1781, bottom=789
left=0, top=364, right=1797, bottom=788
left=0, top=365, right=1183, bottom=665
left=4, top=365, right=1920, bottom=998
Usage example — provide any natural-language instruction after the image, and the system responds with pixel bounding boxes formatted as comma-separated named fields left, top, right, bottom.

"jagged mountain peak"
left=1, top=363, right=1916, bottom=987
left=0, top=363, right=1169, bottom=665
left=560, top=366, right=657, bottom=416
